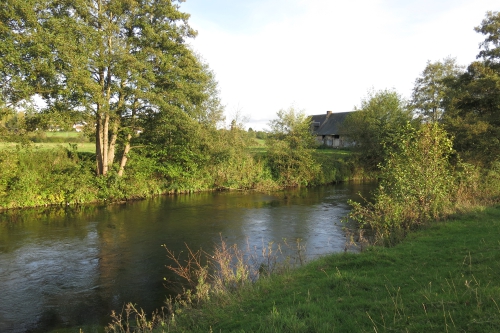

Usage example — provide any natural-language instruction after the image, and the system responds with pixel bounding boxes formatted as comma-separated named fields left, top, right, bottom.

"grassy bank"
left=138, top=205, right=500, bottom=332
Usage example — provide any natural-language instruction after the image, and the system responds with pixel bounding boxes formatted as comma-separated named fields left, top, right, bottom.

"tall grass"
left=106, top=238, right=308, bottom=332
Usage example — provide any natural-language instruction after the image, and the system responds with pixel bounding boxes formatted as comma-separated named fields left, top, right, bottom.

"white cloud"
left=183, top=0, right=499, bottom=130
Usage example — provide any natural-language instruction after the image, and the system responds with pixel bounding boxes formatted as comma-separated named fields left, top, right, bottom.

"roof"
left=310, top=111, right=352, bottom=135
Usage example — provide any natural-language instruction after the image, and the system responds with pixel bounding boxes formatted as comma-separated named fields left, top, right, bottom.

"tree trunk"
left=108, top=118, right=119, bottom=167
left=102, top=113, right=109, bottom=175
left=96, top=111, right=104, bottom=175
left=95, top=111, right=110, bottom=176
left=118, top=133, right=132, bottom=177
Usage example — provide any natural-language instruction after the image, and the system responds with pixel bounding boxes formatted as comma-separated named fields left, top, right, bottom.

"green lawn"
left=167, top=206, right=500, bottom=332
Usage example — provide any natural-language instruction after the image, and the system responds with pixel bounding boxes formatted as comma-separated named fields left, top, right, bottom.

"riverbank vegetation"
left=0, top=112, right=359, bottom=209
left=343, top=11, right=500, bottom=246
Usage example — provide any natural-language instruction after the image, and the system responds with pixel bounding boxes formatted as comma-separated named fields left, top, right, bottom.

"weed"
left=106, top=303, right=170, bottom=333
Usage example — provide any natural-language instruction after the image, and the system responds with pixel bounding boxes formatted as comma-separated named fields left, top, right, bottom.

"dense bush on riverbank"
left=0, top=143, right=359, bottom=210
left=346, top=123, right=500, bottom=246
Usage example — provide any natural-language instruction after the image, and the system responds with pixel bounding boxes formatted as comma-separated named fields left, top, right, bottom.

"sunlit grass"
left=0, top=131, right=95, bottom=153
left=0, top=141, right=95, bottom=153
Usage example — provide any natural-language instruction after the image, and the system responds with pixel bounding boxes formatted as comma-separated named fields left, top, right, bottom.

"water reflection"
left=0, top=183, right=374, bottom=332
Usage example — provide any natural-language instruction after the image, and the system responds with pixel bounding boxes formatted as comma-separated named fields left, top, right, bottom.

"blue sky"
left=180, top=0, right=499, bottom=130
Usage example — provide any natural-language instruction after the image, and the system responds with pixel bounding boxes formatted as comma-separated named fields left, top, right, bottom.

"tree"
left=442, top=61, right=500, bottom=164
left=267, top=107, right=316, bottom=149
left=341, top=89, right=413, bottom=171
left=475, top=11, right=500, bottom=64
left=441, top=11, right=500, bottom=165
left=0, top=0, right=214, bottom=176
left=266, top=107, right=319, bottom=186
left=411, top=57, right=463, bottom=122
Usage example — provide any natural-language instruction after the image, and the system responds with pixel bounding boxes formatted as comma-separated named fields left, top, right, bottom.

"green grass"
left=313, top=148, right=353, bottom=157
left=0, top=141, right=95, bottom=153
left=168, top=206, right=500, bottom=332
left=45, top=131, right=80, bottom=138
left=252, top=138, right=266, bottom=147
left=0, top=131, right=95, bottom=153
left=248, top=138, right=267, bottom=155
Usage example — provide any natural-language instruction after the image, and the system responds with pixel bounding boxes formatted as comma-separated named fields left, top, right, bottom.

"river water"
left=0, top=183, right=374, bottom=332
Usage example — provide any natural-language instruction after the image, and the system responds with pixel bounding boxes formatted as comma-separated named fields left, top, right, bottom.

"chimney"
left=326, top=111, right=332, bottom=117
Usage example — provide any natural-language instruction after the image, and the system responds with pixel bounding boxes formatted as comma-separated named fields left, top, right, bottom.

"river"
left=0, top=183, right=374, bottom=332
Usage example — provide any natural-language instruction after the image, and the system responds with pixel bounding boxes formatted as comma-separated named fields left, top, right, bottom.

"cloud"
left=183, top=0, right=499, bottom=130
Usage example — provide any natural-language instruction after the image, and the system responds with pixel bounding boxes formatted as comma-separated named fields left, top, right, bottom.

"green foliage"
left=440, top=11, right=500, bottom=166
left=483, top=161, right=500, bottom=201
left=442, top=60, right=500, bottom=165
left=342, top=89, right=413, bottom=171
left=266, top=107, right=321, bottom=187
left=138, top=109, right=272, bottom=192
left=1, top=0, right=221, bottom=176
left=255, top=130, right=268, bottom=140
left=411, top=57, right=464, bottom=122
left=136, top=105, right=347, bottom=192
left=0, top=145, right=169, bottom=209
left=0, top=146, right=96, bottom=208
left=207, top=129, right=271, bottom=190
left=475, top=11, right=500, bottom=63
left=347, top=123, right=457, bottom=244
left=311, top=150, right=356, bottom=184
left=267, top=107, right=317, bottom=148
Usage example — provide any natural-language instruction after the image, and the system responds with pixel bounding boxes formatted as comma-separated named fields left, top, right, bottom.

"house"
left=310, top=111, right=352, bottom=148
left=72, top=122, right=87, bottom=132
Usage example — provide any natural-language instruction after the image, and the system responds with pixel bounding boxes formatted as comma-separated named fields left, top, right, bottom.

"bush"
left=0, top=146, right=97, bottom=208
left=346, top=123, right=457, bottom=245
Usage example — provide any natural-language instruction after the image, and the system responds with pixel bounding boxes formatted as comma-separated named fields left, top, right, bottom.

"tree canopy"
left=341, top=89, right=413, bottom=171
left=411, top=57, right=463, bottom=123
left=0, top=0, right=222, bottom=175
left=440, top=11, right=500, bottom=165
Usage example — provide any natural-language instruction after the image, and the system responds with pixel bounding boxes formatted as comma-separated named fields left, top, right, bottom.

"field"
left=0, top=131, right=95, bottom=153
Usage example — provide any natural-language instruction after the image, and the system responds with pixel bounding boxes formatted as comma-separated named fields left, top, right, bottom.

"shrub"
left=346, top=123, right=457, bottom=245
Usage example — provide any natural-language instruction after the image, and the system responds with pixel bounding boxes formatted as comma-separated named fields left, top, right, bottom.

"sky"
left=180, top=0, right=499, bottom=131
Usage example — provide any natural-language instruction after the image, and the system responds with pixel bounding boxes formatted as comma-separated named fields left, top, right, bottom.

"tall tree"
left=0, top=0, right=213, bottom=176
left=442, top=61, right=500, bottom=164
left=442, top=11, right=500, bottom=165
left=475, top=11, right=500, bottom=64
left=341, top=89, right=413, bottom=171
left=411, top=57, right=463, bottom=123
